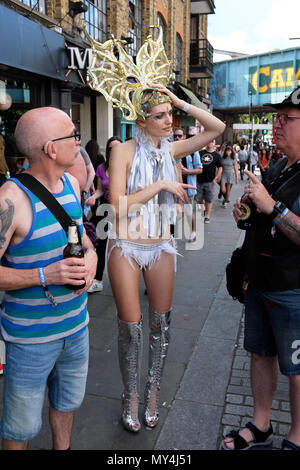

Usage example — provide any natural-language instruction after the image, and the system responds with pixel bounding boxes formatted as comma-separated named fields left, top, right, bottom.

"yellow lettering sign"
left=259, top=66, right=270, bottom=93
left=252, top=70, right=258, bottom=92
left=252, top=64, right=300, bottom=94
left=269, top=68, right=286, bottom=89
left=295, top=66, right=300, bottom=85
left=285, top=67, right=294, bottom=87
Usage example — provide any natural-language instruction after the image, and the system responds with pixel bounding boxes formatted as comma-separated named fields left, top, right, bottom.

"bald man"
left=0, top=107, right=97, bottom=450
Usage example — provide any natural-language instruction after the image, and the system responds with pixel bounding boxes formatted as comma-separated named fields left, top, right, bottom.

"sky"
left=208, top=0, right=300, bottom=62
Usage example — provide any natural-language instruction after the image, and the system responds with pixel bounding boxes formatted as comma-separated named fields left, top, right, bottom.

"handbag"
left=226, top=160, right=300, bottom=302
left=225, top=246, right=248, bottom=304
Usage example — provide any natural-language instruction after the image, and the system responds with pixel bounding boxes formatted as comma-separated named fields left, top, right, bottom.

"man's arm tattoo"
left=277, top=211, right=300, bottom=246
left=0, top=198, right=14, bottom=249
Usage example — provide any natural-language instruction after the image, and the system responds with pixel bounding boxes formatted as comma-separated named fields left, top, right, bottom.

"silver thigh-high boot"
left=144, top=307, right=171, bottom=428
left=118, top=317, right=143, bottom=432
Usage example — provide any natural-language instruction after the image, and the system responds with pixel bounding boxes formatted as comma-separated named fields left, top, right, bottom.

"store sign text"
left=249, top=61, right=300, bottom=94
left=67, top=47, right=92, bottom=70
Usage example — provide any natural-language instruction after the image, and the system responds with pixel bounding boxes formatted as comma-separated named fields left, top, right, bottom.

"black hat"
left=264, top=86, right=300, bottom=110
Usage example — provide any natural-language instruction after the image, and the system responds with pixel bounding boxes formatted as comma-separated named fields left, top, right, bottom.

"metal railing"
left=190, top=38, right=214, bottom=77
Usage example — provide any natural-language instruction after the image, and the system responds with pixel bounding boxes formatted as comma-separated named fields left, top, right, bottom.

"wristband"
left=38, top=267, right=46, bottom=287
left=38, top=267, right=57, bottom=307
left=182, top=102, right=190, bottom=113
left=274, top=208, right=289, bottom=225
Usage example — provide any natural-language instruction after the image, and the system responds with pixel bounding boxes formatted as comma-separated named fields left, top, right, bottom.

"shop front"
left=0, top=3, right=111, bottom=170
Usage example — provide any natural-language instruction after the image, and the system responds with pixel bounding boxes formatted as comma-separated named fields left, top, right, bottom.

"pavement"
left=0, top=175, right=291, bottom=453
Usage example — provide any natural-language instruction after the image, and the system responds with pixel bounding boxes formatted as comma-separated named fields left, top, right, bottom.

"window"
left=128, top=0, right=142, bottom=58
left=157, top=13, right=167, bottom=45
left=83, top=0, right=107, bottom=43
left=19, top=0, right=46, bottom=14
left=190, top=15, right=199, bottom=41
left=0, top=79, right=31, bottom=105
left=176, top=34, right=182, bottom=81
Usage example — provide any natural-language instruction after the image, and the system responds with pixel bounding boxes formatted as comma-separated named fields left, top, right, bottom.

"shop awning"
left=178, top=85, right=208, bottom=111
left=0, top=4, right=66, bottom=81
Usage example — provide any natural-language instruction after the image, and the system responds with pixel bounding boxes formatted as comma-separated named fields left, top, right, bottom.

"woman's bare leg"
left=225, top=183, right=232, bottom=203
left=142, top=251, right=174, bottom=427
left=107, top=245, right=143, bottom=432
left=220, top=182, right=226, bottom=201
left=108, top=245, right=141, bottom=322
left=143, top=250, right=174, bottom=312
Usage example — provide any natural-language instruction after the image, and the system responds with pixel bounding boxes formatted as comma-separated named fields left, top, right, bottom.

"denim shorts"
left=0, top=327, right=89, bottom=442
left=244, top=286, right=300, bottom=376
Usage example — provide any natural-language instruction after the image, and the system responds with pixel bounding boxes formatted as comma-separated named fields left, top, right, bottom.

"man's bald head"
left=14, top=107, right=71, bottom=160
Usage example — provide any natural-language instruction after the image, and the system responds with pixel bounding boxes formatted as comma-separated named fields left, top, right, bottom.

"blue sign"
left=211, top=47, right=300, bottom=110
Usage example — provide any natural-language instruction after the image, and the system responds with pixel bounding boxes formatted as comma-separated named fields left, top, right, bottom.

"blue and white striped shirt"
left=0, top=174, right=88, bottom=344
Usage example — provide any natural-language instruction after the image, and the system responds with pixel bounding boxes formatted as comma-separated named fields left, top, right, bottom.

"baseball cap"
left=264, top=85, right=300, bottom=110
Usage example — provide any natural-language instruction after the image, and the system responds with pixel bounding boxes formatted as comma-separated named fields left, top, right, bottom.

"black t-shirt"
left=197, top=151, right=221, bottom=183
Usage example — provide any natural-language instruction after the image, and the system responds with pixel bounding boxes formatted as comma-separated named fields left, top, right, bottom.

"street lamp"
left=249, top=91, right=254, bottom=153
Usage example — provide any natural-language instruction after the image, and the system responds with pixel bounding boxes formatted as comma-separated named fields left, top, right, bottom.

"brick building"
left=0, top=0, right=215, bottom=157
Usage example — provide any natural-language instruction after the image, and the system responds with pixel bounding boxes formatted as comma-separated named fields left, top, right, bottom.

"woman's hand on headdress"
left=149, top=84, right=183, bottom=109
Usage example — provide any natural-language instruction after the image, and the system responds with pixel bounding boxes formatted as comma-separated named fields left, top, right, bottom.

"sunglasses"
left=42, top=132, right=81, bottom=152
left=174, top=134, right=184, bottom=138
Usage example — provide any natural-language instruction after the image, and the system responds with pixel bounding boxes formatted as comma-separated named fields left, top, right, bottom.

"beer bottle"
left=63, top=221, right=86, bottom=290
left=237, top=194, right=257, bottom=230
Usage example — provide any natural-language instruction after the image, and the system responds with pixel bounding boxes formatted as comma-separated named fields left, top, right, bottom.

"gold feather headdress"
left=82, top=25, right=172, bottom=121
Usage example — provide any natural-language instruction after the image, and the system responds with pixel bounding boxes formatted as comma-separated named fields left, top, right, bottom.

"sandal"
left=221, top=421, right=273, bottom=450
left=281, top=439, right=300, bottom=451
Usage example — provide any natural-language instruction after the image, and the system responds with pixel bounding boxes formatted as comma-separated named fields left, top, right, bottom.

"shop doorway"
left=121, top=120, right=135, bottom=141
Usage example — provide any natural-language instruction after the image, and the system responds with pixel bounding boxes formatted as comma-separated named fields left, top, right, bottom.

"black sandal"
left=281, top=439, right=300, bottom=450
left=221, top=421, right=273, bottom=450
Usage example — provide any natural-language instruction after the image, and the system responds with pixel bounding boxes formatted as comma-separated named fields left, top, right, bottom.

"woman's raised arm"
left=149, top=84, right=225, bottom=160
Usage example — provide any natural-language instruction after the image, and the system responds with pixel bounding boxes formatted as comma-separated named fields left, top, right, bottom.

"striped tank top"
left=0, top=173, right=88, bottom=344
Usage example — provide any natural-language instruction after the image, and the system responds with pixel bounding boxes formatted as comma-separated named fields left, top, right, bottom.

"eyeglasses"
left=174, top=134, right=184, bottom=138
left=42, top=132, right=81, bottom=152
left=273, top=114, right=300, bottom=127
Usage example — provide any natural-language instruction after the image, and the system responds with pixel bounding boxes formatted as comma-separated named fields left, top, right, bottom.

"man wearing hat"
left=222, top=86, right=300, bottom=451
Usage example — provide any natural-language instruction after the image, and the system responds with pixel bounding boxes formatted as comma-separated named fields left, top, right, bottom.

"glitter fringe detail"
left=107, top=236, right=180, bottom=272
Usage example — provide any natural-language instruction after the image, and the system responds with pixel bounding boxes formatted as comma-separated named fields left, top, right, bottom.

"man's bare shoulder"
left=0, top=180, right=33, bottom=249
left=65, top=171, right=80, bottom=188
left=64, top=171, right=81, bottom=199
left=0, top=180, right=28, bottom=205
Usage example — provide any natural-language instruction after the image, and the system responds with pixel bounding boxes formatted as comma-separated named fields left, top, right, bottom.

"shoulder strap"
left=14, top=173, right=73, bottom=234
left=268, top=160, right=300, bottom=197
